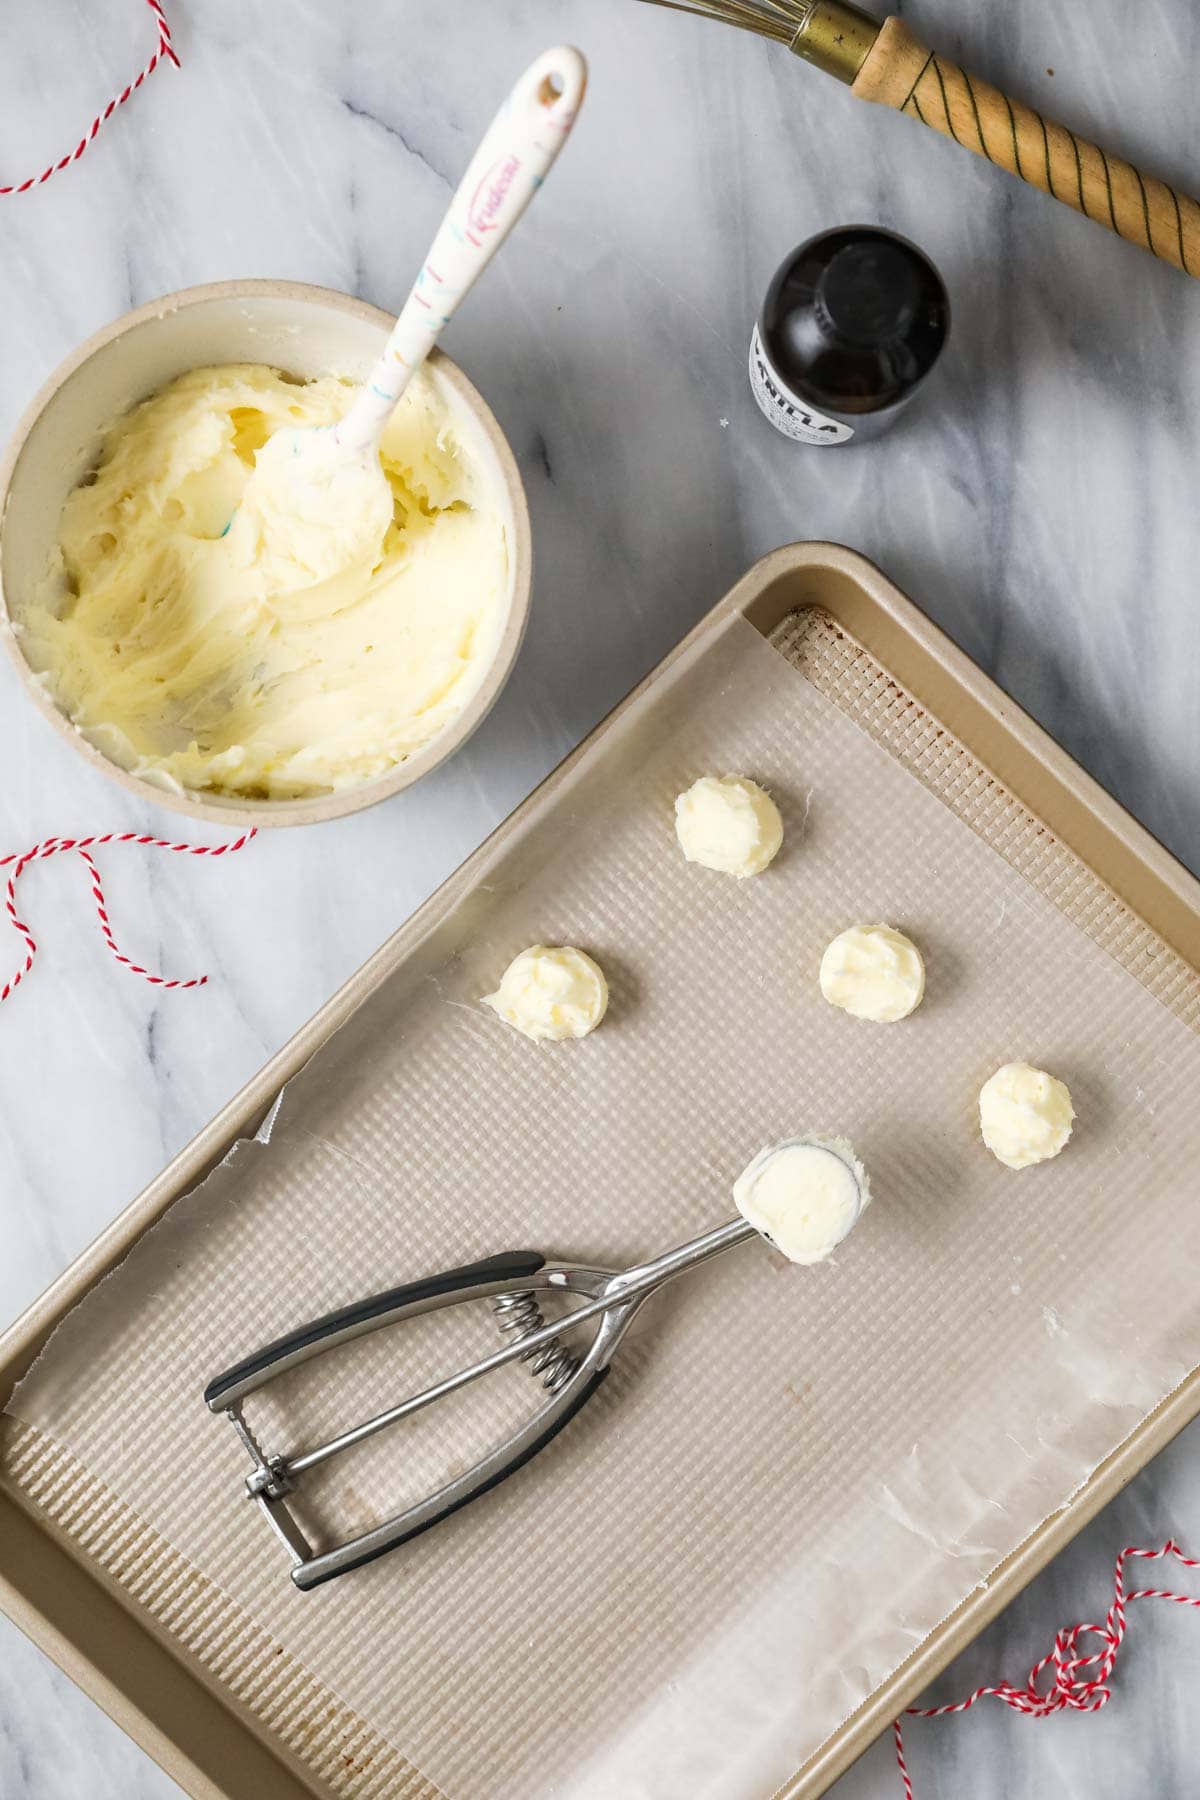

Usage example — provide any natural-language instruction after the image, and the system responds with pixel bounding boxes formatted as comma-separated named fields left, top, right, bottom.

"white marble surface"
left=2, top=1, right=1200, bottom=1795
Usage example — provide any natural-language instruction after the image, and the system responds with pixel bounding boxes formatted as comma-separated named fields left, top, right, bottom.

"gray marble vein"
left=2, top=0, right=1200, bottom=1794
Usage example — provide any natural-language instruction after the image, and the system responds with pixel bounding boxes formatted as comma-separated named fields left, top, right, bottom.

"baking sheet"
left=8, top=604, right=1200, bottom=1800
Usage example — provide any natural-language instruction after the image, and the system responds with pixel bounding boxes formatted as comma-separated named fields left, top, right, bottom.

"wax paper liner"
left=6, top=606, right=1200, bottom=1800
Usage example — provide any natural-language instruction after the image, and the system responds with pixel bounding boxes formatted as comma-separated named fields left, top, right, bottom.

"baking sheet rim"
left=3, top=540, right=1200, bottom=1800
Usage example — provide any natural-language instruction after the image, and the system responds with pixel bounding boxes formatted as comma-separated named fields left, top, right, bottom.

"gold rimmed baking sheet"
left=3, top=544, right=1200, bottom=1800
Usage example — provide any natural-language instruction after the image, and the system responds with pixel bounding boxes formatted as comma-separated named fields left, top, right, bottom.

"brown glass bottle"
left=749, top=225, right=949, bottom=446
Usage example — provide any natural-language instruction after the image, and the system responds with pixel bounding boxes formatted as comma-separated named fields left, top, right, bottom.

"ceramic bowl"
left=0, top=279, right=532, bottom=827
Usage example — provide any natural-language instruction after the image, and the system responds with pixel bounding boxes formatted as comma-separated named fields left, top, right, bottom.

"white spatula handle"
left=337, top=45, right=587, bottom=454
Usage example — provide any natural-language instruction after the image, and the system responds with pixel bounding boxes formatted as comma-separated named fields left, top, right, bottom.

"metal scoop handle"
left=290, top=1362, right=614, bottom=1589
left=205, top=1218, right=755, bottom=1588
left=206, top=1249, right=629, bottom=1589
left=203, top=1250, right=549, bottom=1411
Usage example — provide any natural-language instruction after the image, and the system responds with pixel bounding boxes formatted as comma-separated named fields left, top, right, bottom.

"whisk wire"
left=639, top=0, right=815, bottom=47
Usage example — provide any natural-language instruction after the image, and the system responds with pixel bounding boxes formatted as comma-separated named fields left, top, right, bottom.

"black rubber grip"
left=295, top=1364, right=610, bottom=1589
left=203, top=1250, right=547, bottom=1407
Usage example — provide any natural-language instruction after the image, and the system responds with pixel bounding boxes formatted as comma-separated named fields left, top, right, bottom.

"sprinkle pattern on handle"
left=854, top=17, right=1200, bottom=278
left=336, top=45, right=587, bottom=454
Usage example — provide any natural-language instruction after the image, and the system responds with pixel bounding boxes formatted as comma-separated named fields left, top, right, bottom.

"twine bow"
left=893, top=1539, right=1200, bottom=1796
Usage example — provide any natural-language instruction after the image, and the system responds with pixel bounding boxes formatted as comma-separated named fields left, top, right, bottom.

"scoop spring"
left=491, top=1290, right=581, bottom=1394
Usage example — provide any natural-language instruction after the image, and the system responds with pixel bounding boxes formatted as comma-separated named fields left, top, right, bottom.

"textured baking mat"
left=6, top=605, right=1200, bottom=1800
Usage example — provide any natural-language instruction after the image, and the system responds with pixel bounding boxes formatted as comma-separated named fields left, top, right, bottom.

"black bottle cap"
left=815, top=240, right=922, bottom=347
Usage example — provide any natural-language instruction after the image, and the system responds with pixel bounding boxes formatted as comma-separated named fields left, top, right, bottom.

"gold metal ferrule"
left=789, top=0, right=880, bottom=84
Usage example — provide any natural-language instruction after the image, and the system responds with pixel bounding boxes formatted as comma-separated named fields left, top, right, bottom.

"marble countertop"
left=2, top=2, right=1200, bottom=1796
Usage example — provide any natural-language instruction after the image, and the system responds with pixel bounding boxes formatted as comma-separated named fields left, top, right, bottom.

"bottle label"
left=748, top=326, right=854, bottom=445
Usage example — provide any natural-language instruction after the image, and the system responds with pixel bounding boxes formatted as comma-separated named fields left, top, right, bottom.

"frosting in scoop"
left=733, top=1136, right=869, bottom=1265
left=17, top=363, right=508, bottom=799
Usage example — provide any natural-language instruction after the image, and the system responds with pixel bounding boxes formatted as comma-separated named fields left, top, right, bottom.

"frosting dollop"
left=482, top=945, right=609, bottom=1042
left=819, top=924, right=925, bottom=1023
left=979, top=1062, right=1075, bottom=1169
left=674, top=775, right=783, bottom=878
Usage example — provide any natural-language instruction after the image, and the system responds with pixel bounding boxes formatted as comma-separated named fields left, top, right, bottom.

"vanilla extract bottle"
left=749, top=225, right=949, bottom=446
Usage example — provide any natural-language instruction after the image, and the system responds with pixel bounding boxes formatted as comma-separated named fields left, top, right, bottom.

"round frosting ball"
left=733, top=1136, right=869, bottom=1265
left=979, top=1062, right=1074, bottom=1169
left=819, top=924, right=925, bottom=1023
left=482, top=945, right=608, bottom=1042
left=674, top=775, right=783, bottom=878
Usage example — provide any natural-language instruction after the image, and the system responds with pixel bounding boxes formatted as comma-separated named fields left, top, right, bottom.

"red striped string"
left=1, top=0, right=179, bottom=197
left=894, top=1539, right=1200, bottom=1797
left=0, top=828, right=256, bottom=1004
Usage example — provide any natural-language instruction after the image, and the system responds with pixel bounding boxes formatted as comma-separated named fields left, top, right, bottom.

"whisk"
left=639, top=0, right=1200, bottom=280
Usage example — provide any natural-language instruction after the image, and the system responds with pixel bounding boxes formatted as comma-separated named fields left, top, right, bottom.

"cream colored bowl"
left=0, top=280, right=532, bottom=827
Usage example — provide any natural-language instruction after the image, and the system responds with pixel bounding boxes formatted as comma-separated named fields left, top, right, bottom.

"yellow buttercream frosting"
left=733, top=1136, right=869, bottom=1266
left=979, top=1062, right=1075, bottom=1170
left=674, top=775, right=783, bottom=878
left=17, top=363, right=508, bottom=799
left=819, top=924, right=925, bottom=1023
left=482, top=946, right=609, bottom=1042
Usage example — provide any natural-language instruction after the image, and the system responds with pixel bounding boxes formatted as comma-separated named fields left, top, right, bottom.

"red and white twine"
left=893, top=1539, right=1200, bottom=1796
left=0, top=828, right=255, bottom=1004
left=1, top=0, right=179, bottom=197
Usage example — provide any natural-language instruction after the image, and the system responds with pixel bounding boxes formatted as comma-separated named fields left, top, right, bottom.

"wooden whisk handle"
left=852, top=16, right=1200, bottom=279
